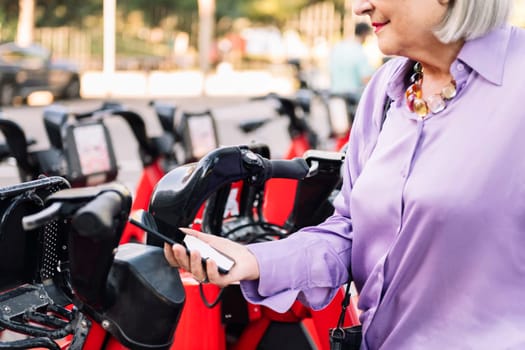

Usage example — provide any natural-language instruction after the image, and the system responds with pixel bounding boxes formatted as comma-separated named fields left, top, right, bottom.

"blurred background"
left=3, top=0, right=522, bottom=99
left=0, top=0, right=524, bottom=188
left=3, top=0, right=372, bottom=71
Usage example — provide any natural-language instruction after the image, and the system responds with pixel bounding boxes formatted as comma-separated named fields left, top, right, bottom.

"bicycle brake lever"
left=22, top=202, right=63, bottom=231
left=306, top=160, right=319, bottom=178
left=22, top=199, right=84, bottom=231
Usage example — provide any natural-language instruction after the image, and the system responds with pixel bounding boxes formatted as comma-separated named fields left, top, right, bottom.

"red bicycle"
left=142, top=145, right=359, bottom=350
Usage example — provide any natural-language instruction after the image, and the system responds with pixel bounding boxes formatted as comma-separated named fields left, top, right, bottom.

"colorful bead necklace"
left=405, top=62, right=457, bottom=118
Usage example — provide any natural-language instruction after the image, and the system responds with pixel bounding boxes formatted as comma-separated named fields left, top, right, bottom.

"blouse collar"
left=385, top=24, right=512, bottom=101
left=457, top=24, right=511, bottom=86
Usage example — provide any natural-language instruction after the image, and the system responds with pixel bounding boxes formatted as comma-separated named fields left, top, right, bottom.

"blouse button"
left=456, top=63, right=465, bottom=72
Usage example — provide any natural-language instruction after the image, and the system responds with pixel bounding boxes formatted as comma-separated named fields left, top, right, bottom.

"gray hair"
left=433, top=0, right=513, bottom=43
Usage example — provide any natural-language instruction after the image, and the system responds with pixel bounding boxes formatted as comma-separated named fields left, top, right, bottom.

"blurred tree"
left=241, top=0, right=333, bottom=24
left=216, top=0, right=244, bottom=19
left=0, top=2, right=19, bottom=40
left=122, top=0, right=195, bottom=26
left=242, top=0, right=306, bottom=23
left=0, top=0, right=340, bottom=30
left=35, top=0, right=101, bottom=27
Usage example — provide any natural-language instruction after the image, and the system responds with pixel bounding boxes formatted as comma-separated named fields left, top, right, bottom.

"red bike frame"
left=120, top=160, right=165, bottom=244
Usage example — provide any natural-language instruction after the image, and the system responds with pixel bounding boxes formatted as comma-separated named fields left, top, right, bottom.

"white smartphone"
left=129, top=215, right=235, bottom=274
left=182, top=235, right=235, bottom=274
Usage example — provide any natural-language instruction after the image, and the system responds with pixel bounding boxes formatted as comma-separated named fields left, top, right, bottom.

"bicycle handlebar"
left=243, top=93, right=315, bottom=144
left=73, top=101, right=123, bottom=120
left=266, top=158, right=310, bottom=179
left=22, top=184, right=131, bottom=232
left=238, top=117, right=272, bottom=133
left=72, top=190, right=124, bottom=239
left=149, top=100, right=177, bottom=134
left=0, top=118, right=35, bottom=177
left=148, top=146, right=311, bottom=235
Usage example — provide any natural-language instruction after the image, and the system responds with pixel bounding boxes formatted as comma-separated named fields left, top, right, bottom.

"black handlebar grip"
left=74, top=111, right=95, bottom=119
left=71, top=191, right=123, bottom=239
left=268, top=158, right=309, bottom=180
left=74, top=102, right=121, bottom=119
left=249, top=95, right=267, bottom=101
left=0, top=143, right=10, bottom=160
left=182, top=109, right=212, bottom=117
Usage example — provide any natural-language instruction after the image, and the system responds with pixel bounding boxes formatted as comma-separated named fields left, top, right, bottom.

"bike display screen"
left=186, top=114, right=218, bottom=160
left=65, top=121, right=118, bottom=187
left=73, top=124, right=112, bottom=175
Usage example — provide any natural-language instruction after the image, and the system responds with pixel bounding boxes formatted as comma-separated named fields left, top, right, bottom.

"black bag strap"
left=336, top=268, right=354, bottom=328
left=380, top=95, right=392, bottom=131
left=336, top=93, right=392, bottom=329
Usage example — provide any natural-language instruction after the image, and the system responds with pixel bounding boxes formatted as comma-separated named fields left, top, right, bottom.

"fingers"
left=163, top=243, right=177, bottom=266
left=163, top=241, right=210, bottom=283
left=189, top=249, right=208, bottom=283
left=181, top=228, right=243, bottom=263
left=163, top=242, right=189, bottom=269
left=163, top=228, right=260, bottom=287
left=205, top=258, right=225, bottom=286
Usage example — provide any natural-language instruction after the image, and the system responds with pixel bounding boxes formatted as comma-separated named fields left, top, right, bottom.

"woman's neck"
left=413, top=40, right=465, bottom=97
left=417, top=40, right=464, bottom=78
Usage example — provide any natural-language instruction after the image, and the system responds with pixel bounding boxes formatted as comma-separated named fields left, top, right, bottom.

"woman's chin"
left=376, top=38, right=405, bottom=58
left=377, top=44, right=397, bottom=57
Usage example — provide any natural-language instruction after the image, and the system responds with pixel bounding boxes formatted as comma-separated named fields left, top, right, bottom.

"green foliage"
left=243, top=0, right=308, bottom=21
left=0, top=0, right=338, bottom=29
left=216, top=0, right=244, bottom=19
left=119, top=0, right=196, bottom=26
left=35, top=0, right=102, bottom=27
left=0, top=1, right=20, bottom=39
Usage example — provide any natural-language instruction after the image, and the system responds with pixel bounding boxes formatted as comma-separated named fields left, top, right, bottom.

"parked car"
left=0, top=42, right=81, bottom=106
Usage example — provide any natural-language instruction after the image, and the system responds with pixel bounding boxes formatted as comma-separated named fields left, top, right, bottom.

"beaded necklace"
left=405, top=62, right=457, bottom=118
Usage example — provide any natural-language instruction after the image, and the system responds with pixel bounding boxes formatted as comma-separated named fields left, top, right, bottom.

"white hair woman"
left=165, top=0, right=525, bottom=348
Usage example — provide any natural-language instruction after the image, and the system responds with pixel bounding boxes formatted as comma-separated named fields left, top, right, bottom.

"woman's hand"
left=163, top=228, right=260, bottom=287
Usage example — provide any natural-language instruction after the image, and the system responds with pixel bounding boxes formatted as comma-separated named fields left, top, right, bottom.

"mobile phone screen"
left=183, top=235, right=235, bottom=274
left=128, top=213, right=234, bottom=274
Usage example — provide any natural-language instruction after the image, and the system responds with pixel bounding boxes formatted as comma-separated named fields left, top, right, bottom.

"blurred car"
left=0, top=42, right=81, bottom=106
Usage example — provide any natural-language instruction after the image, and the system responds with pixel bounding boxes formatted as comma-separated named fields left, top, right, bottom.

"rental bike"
left=138, top=145, right=359, bottom=350
left=0, top=176, right=185, bottom=349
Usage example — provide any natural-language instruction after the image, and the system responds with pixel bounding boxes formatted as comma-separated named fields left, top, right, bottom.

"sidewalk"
left=80, top=67, right=295, bottom=99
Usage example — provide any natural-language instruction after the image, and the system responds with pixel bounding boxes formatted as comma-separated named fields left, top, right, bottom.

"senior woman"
left=165, top=0, right=525, bottom=348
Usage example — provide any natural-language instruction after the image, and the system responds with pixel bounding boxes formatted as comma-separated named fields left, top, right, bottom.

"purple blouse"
left=241, top=25, right=525, bottom=349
